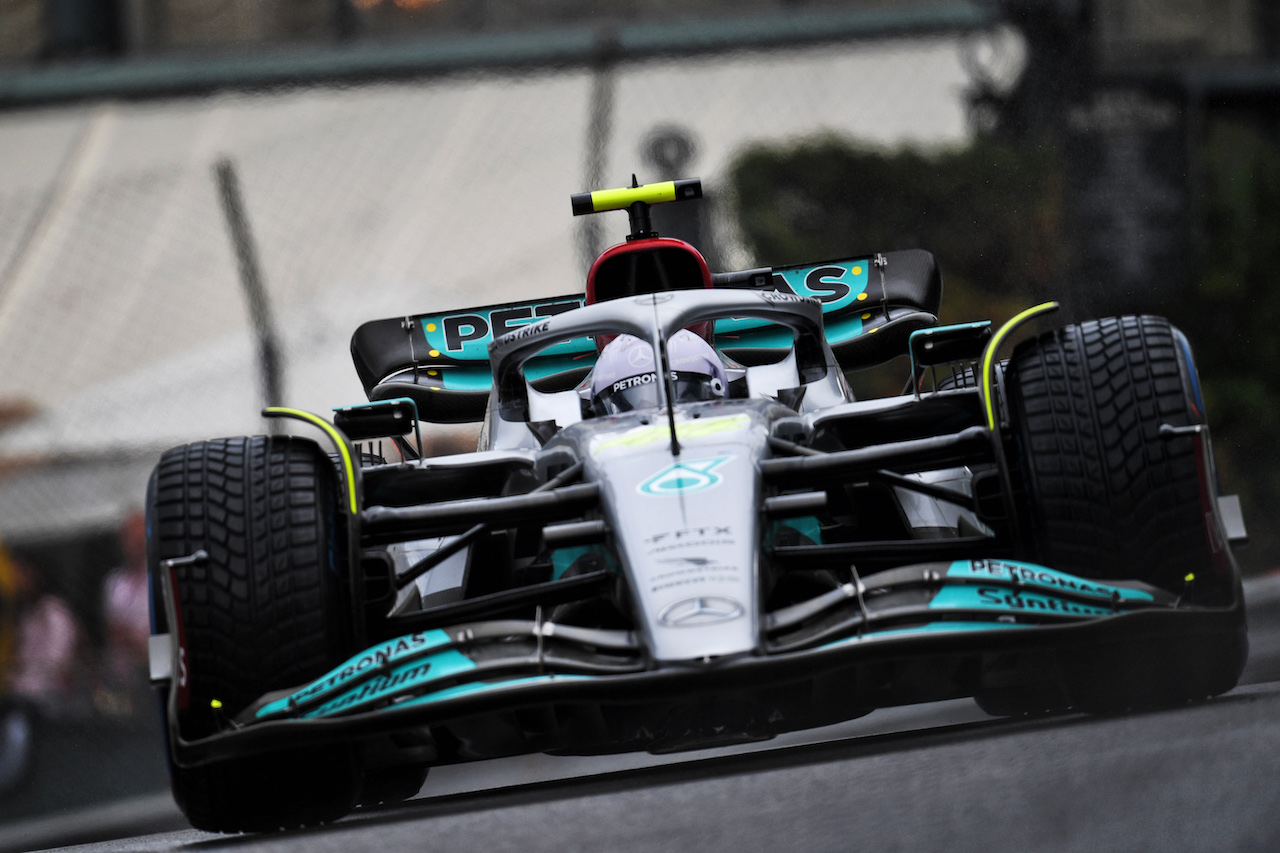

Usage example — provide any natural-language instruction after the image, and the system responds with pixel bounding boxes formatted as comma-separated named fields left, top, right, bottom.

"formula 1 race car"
left=146, top=178, right=1249, bottom=832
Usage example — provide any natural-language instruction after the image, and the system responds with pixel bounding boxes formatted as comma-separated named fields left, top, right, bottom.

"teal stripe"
left=767, top=516, right=823, bottom=546
left=391, top=674, right=592, bottom=709
left=715, top=324, right=794, bottom=349
left=820, top=620, right=1028, bottom=650
left=823, top=313, right=867, bottom=344
left=945, top=560, right=1154, bottom=602
left=256, top=629, right=453, bottom=718
left=551, top=546, right=595, bottom=581
left=415, top=352, right=597, bottom=393
left=929, top=585, right=1111, bottom=617
left=305, top=647, right=478, bottom=718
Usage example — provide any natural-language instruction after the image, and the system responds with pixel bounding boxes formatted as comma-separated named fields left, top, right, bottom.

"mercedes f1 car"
left=146, top=178, right=1249, bottom=832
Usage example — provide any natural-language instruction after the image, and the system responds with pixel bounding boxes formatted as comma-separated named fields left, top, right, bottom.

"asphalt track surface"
left=18, top=578, right=1280, bottom=853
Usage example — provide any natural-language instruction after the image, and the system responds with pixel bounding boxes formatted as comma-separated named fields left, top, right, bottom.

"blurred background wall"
left=0, top=0, right=1278, bottom=816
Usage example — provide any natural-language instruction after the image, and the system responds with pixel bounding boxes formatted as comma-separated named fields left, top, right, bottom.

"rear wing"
left=350, top=249, right=940, bottom=423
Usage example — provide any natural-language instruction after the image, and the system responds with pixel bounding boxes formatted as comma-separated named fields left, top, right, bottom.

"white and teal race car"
left=147, top=179, right=1248, bottom=832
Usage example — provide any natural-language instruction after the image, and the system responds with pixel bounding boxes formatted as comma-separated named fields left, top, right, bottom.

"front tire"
left=148, top=436, right=361, bottom=832
left=1006, top=315, right=1222, bottom=596
left=981, top=316, right=1246, bottom=715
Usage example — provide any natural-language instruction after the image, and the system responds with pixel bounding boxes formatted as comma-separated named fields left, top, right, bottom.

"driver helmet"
left=590, top=330, right=727, bottom=416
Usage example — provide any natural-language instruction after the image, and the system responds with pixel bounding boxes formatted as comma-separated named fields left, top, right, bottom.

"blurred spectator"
left=10, top=554, right=85, bottom=714
left=0, top=541, right=89, bottom=795
left=0, top=543, right=15, bottom=690
left=0, top=542, right=32, bottom=795
left=96, top=510, right=151, bottom=719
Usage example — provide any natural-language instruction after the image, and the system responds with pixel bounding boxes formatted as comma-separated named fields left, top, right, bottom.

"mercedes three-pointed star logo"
left=658, top=596, right=745, bottom=628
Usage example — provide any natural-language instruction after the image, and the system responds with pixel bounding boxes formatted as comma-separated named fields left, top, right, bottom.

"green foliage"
left=728, top=134, right=1065, bottom=328
left=728, top=128, right=1280, bottom=573
left=727, top=133, right=1067, bottom=400
left=1164, top=118, right=1280, bottom=573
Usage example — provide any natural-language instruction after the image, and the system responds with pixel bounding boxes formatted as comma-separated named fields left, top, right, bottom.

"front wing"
left=151, top=558, right=1246, bottom=767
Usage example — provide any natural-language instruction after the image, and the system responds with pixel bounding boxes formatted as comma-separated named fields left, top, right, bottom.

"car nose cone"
left=658, top=596, right=745, bottom=627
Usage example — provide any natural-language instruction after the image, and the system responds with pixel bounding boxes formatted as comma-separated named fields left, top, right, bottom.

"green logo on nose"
left=638, top=456, right=731, bottom=496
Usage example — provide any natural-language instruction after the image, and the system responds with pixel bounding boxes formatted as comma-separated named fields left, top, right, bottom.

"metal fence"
left=0, top=30, right=991, bottom=543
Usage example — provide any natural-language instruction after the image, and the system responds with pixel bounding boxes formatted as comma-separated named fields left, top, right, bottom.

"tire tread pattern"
left=1008, top=315, right=1209, bottom=591
left=149, top=436, right=358, bottom=832
left=152, top=436, right=340, bottom=713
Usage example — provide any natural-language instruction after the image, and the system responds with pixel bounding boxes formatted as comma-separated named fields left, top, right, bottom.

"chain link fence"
left=0, top=31, right=984, bottom=539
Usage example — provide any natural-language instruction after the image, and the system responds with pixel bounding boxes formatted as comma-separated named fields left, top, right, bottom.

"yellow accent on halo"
left=857, top=293, right=868, bottom=301
left=428, top=349, right=440, bottom=358
left=427, top=370, right=438, bottom=377
left=264, top=407, right=358, bottom=515
left=590, top=181, right=678, bottom=212
left=980, top=302, right=1060, bottom=431
left=426, top=323, right=437, bottom=332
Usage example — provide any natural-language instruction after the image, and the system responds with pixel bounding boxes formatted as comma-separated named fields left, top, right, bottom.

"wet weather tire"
left=983, top=316, right=1247, bottom=716
left=1006, top=315, right=1218, bottom=594
left=147, top=436, right=360, bottom=832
